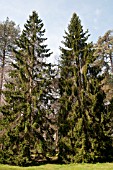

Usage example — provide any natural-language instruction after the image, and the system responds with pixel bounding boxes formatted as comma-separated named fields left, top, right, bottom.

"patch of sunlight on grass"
left=1, top=163, right=113, bottom=170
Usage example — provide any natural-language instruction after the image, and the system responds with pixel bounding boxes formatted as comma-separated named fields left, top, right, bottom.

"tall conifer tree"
left=58, top=13, right=113, bottom=163
left=0, top=11, right=55, bottom=166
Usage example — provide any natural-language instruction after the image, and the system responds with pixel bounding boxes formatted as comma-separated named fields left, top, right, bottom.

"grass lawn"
left=0, top=163, right=113, bottom=170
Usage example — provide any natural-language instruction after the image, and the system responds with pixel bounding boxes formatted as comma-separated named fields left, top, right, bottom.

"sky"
left=0, top=0, right=113, bottom=63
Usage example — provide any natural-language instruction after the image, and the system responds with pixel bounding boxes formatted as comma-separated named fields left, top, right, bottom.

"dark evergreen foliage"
left=0, top=11, right=56, bottom=166
left=0, top=11, right=113, bottom=166
left=58, top=13, right=113, bottom=163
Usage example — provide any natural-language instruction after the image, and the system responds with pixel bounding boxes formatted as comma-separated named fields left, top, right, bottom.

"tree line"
left=0, top=11, right=113, bottom=166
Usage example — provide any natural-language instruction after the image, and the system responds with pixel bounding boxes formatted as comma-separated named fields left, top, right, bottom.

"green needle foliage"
left=58, top=13, right=113, bottom=163
left=0, top=11, right=56, bottom=166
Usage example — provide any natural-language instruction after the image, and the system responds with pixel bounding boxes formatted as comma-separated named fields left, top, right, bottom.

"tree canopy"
left=58, top=13, right=113, bottom=163
left=0, top=11, right=56, bottom=166
left=0, top=11, right=113, bottom=166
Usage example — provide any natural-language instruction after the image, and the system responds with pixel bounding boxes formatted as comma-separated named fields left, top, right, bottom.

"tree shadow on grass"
left=30, top=156, right=62, bottom=167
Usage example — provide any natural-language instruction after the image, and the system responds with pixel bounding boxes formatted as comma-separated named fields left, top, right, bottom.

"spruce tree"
left=58, top=13, right=113, bottom=163
left=0, top=11, right=55, bottom=166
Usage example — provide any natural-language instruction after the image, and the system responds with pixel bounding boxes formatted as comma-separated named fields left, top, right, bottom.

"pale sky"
left=0, top=0, right=113, bottom=63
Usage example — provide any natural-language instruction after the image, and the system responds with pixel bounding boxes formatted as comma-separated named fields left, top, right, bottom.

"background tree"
left=0, top=18, right=20, bottom=105
left=0, top=11, right=56, bottom=166
left=94, top=30, right=113, bottom=145
left=58, top=13, right=113, bottom=163
left=94, top=30, right=113, bottom=101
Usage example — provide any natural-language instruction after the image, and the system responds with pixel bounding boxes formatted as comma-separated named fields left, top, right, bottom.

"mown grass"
left=0, top=163, right=113, bottom=170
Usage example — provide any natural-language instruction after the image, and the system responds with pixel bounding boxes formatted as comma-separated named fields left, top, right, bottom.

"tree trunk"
left=0, top=49, right=5, bottom=105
